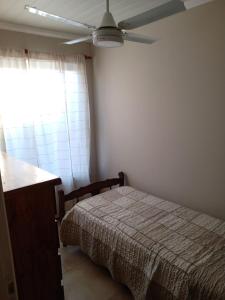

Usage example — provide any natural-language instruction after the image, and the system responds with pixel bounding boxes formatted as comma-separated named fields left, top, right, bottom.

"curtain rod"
left=24, top=49, right=92, bottom=59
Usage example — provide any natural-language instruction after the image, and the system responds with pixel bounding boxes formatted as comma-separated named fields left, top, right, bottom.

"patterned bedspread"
left=60, top=186, right=225, bottom=300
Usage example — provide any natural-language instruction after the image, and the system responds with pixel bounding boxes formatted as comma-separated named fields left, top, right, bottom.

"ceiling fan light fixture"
left=92, top=28, right=123, bottom=48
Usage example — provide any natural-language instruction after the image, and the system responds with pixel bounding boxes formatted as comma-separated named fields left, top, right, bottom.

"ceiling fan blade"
left=24, top=5, right=96, bottom=30
left=118, top=0, right=185, bottom=30
left=64, top=36, right=92, bottom=45
left=123, top=32, right=156, bottom=44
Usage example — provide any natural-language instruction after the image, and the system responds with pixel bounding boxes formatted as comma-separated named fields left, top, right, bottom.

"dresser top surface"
left=0, top=152, right=61, bottom=193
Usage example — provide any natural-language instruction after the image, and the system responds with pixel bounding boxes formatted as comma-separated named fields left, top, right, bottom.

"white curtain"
left=0, top=49, right=90, bottom=192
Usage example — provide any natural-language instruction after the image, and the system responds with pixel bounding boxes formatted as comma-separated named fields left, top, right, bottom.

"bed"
left=59, top=172, right=225, bottom=300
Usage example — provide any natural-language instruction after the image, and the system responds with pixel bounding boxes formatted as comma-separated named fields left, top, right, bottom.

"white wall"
left=93, top=0, right=225, bottom=219
left=0, top=29, right=91, bottom=55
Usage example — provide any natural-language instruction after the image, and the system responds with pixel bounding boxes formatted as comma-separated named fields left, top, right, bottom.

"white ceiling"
left=0, top=0, right=212, bottom=37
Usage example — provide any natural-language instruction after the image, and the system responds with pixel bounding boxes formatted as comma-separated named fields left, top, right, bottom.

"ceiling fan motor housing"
left=93, top=28, right=123, bottom=48
left=100, top=11, right=117, bottom=27
left=92, top=10, right=124, bottom=48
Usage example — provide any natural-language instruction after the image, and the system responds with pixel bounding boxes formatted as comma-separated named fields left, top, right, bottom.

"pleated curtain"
left=0, top=49, right=90, bottom=192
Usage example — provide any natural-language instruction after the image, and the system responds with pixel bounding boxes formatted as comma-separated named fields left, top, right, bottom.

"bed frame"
left=58, top=172, right=124, bottom=221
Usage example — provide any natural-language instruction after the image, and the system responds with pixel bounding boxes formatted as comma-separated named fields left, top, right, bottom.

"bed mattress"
left=60, top=186, right=225, bottom=300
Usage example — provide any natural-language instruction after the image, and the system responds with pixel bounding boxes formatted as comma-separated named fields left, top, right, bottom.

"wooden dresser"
left=0, top=152, right=64, bottom=300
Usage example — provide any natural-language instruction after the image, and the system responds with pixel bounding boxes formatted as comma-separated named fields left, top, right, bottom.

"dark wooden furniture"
left=58, top=172, right=124, bottom=221
left=0, top=152, right=64, bottom=300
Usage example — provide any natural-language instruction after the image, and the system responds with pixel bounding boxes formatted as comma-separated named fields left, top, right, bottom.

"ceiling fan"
left=25, top=0, right=185, bottom=48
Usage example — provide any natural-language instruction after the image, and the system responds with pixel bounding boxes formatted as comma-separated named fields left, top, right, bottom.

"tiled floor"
left=61, top=246, right=133, bottom=300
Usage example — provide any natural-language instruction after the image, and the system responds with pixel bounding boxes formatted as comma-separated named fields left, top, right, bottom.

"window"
left=0, top=49, right=90, bottom=192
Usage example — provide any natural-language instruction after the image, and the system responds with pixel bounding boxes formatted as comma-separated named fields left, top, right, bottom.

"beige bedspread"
left=60, top=186, right=225, bottom=300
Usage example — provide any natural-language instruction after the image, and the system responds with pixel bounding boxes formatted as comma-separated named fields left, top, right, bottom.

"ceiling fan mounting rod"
left=106, top=0, right=109, bottom=13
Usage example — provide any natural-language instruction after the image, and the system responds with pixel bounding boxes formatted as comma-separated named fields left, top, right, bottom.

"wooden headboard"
left=58, top=172, right=124, bottom=221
